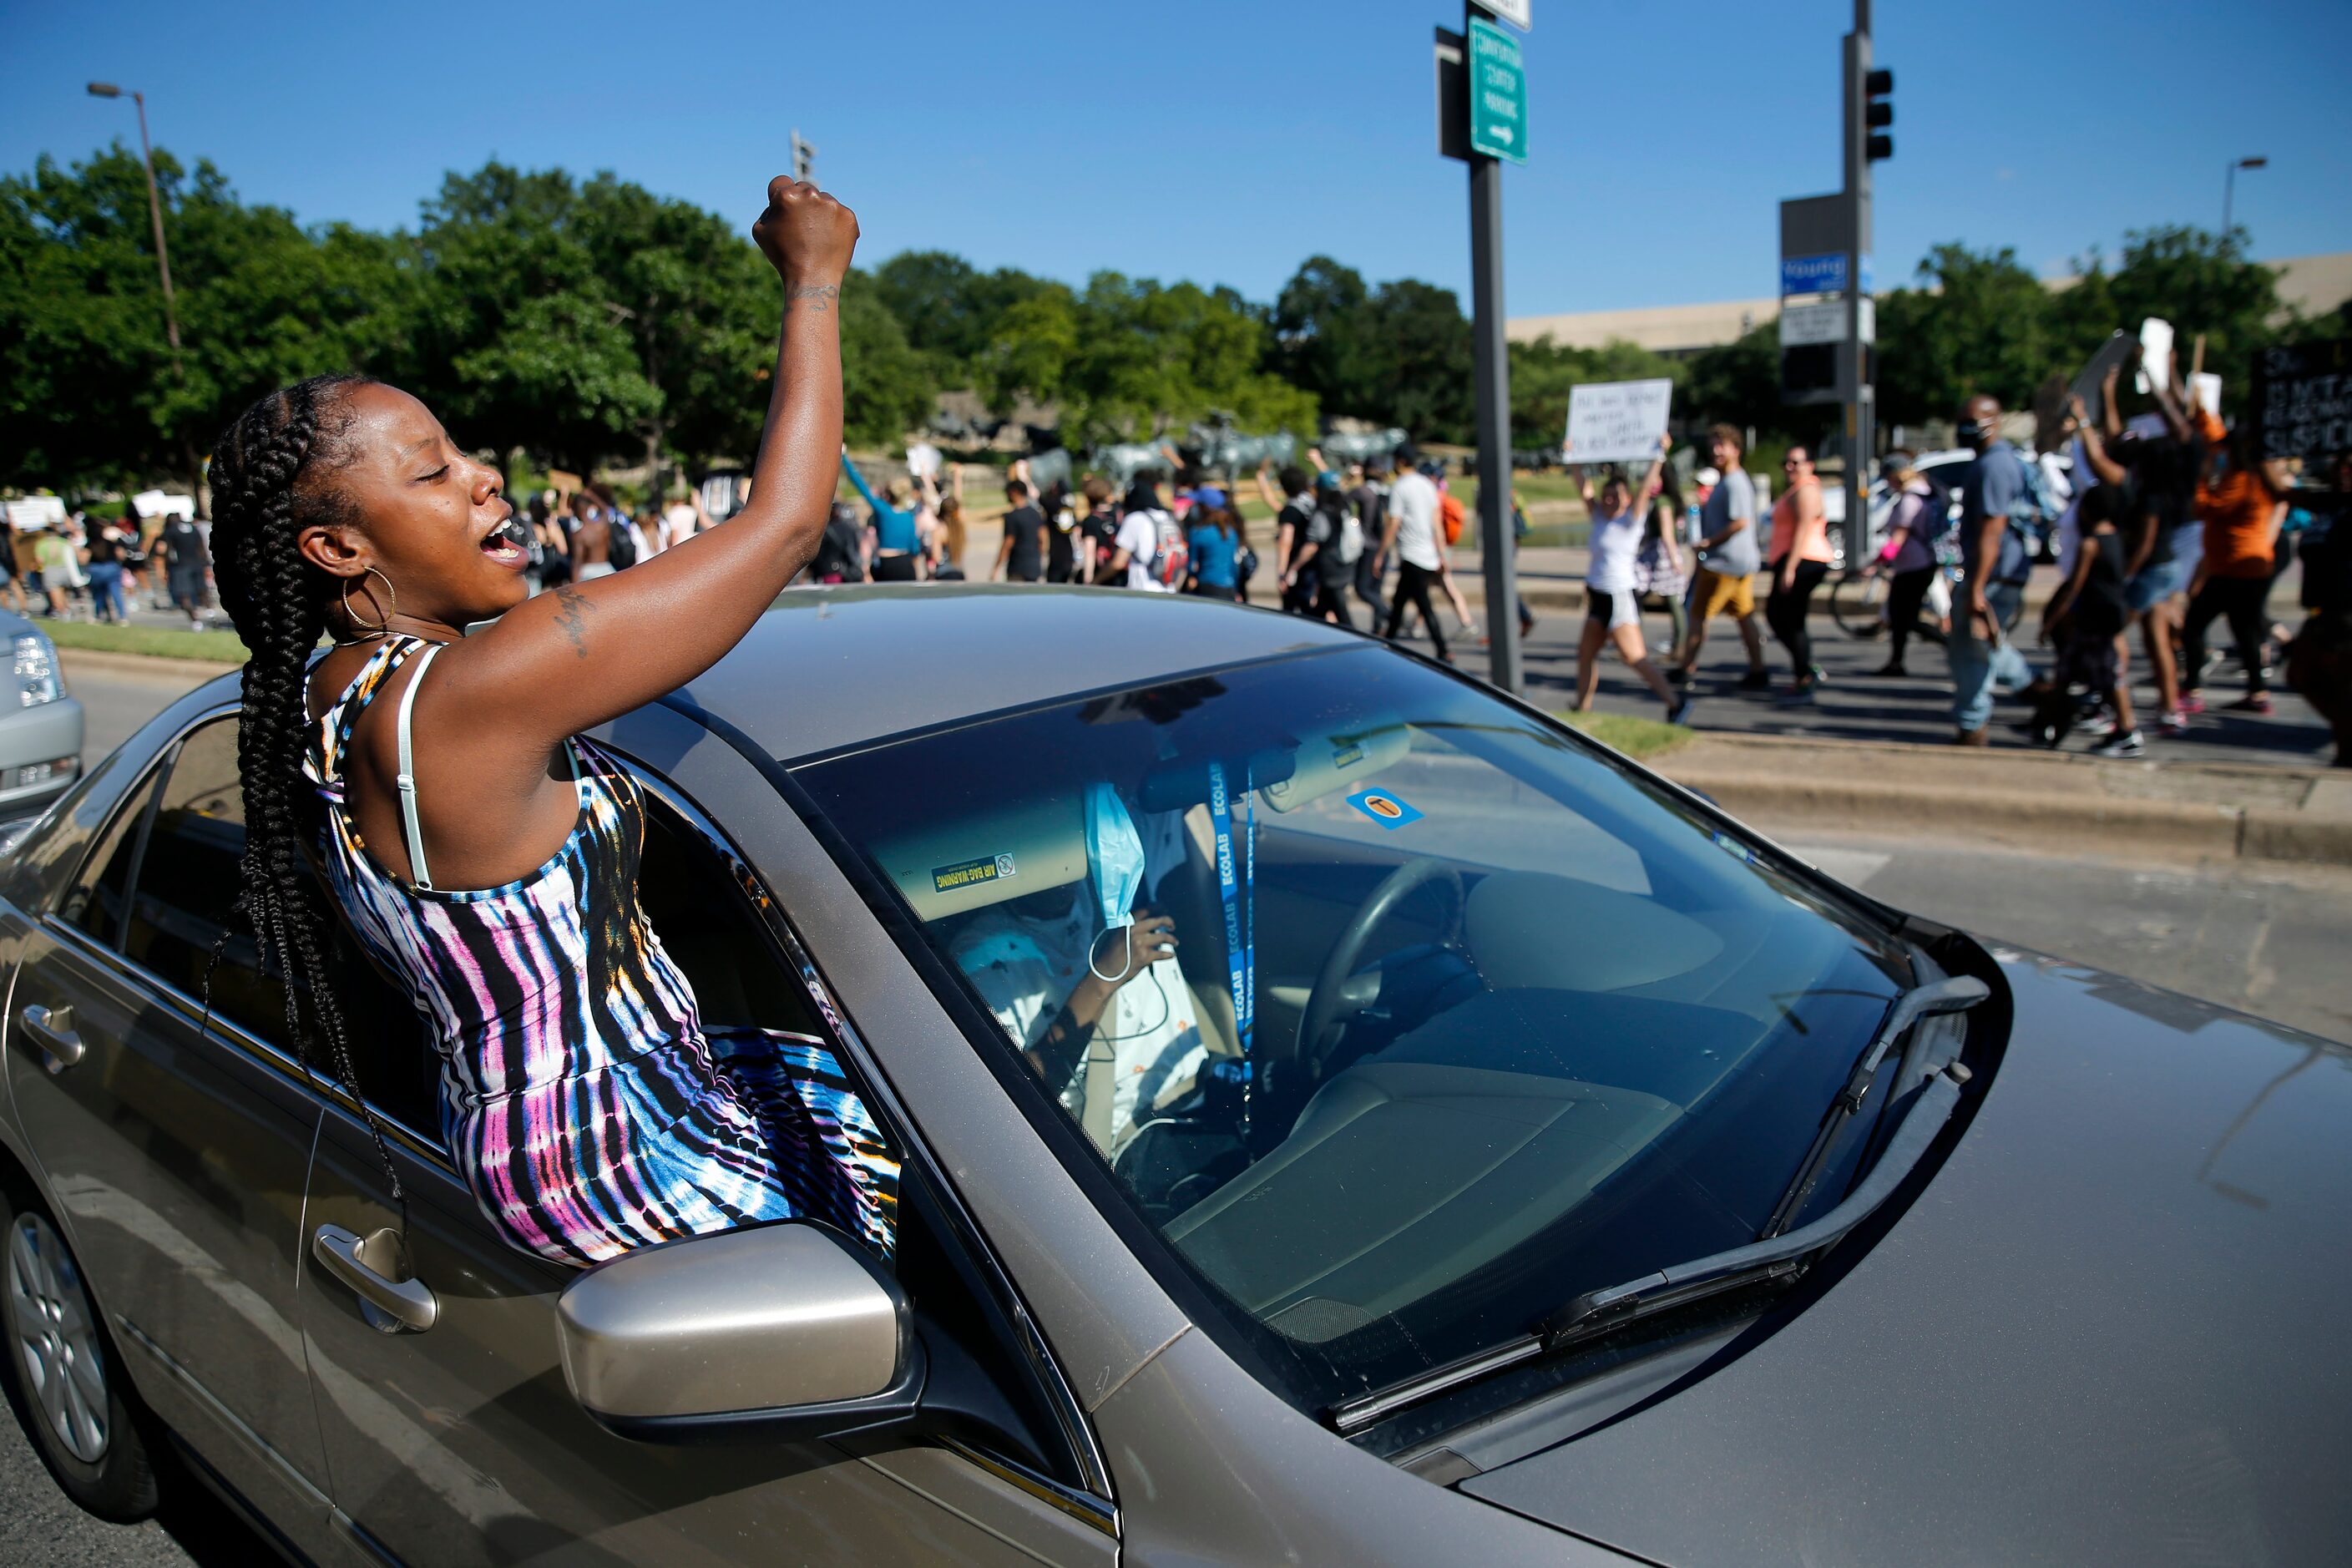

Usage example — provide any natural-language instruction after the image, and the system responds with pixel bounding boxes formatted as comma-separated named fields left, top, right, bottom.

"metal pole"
left=1839, top=1, right=1870, bottom=568
left=1461, top=3, right=1520, bottom=693
left=131, top=92, right=183, bottom=380
left=1469, top=146, right=1520, bottom=694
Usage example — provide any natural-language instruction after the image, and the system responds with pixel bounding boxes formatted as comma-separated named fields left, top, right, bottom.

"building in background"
left=1508, top=250, right=2352, bottom=360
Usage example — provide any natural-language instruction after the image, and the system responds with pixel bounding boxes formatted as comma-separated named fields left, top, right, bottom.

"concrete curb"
left=1654, top=737, right=2351, bottom=868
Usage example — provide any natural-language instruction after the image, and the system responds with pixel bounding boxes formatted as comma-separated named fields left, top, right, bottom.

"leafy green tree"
left=1509, top=335, right=1681, bottom=450
left=1684, top=321, right=1798, bottom=443
left=0, top=144, right=403, bottom=503
left=1269, top=255, right=1374, bottom=407
left=1264, top=259, right=1475, bottom=443
left=870, top=249, right=1055, bottom=399
left=986, top=272, right=1311, bottom=448
left=2048, top=226, right=2284, bottom=400
left=837, top=275, right=939, bottom=450
left=1874, top=243, right=2056, bottom=427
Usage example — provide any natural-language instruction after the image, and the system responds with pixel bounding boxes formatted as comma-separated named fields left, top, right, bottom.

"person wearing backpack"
left=1110, top=473, right=1181, bottom=594
left=809, top=502, right=869, bottom=584
left=1869, top=451, right=1944, bottom=677
left=1282, top=472, right=1359, bottom=629
left=1950, top=393, right=2041, bottom=744
left=1257, top=461, right=1320, bottom=614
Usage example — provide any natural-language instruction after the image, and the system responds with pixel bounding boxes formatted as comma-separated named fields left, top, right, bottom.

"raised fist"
left=751, top=176, right=858, bottom=285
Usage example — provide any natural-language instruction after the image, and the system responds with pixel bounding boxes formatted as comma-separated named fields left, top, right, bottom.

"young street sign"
left=1468, top=18, right=1526, bottom=163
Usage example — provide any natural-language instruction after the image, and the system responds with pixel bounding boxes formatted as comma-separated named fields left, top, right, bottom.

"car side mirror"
left=556, top=1220, right=926, bottom=1446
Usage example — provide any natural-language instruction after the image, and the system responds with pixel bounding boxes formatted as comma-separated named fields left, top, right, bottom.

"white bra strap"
left=393, top=642, right=446, bottom=891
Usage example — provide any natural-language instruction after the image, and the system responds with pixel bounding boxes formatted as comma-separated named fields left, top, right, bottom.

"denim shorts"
left=2126, top=557, right=2188, bottom=614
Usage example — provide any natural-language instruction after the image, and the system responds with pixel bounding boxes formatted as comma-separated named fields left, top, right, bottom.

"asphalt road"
left=72, top=660, right=219, bottom=765
left=4, top=665, right=2345, bottom=1564
left=1425, top=589, right=2337, bottom=768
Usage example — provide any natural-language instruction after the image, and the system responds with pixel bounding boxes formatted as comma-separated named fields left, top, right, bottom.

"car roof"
left=671, top=584, right=1361, bottom=762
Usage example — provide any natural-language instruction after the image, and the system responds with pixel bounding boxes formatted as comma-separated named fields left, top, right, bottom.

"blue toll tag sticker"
left=1347, top=788, right=1424, bottom=831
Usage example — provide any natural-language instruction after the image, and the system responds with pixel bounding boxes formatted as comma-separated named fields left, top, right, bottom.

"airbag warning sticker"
left=933, top=853, right=1016, bottom=893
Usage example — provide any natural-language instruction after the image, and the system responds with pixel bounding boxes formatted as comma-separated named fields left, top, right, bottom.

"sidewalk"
left=1646, top=731, right=2352, bottom=867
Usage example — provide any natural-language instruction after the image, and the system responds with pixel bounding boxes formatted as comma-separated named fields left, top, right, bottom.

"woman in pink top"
left=1765, top=445, right=1834, bottom=705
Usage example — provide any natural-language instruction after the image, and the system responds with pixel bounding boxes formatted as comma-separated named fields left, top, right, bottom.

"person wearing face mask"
left=948, top=786, right=1204, bottom=1153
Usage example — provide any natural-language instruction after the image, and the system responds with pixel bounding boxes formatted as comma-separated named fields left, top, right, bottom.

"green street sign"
left=1468, top=17, right=1526, bottom=163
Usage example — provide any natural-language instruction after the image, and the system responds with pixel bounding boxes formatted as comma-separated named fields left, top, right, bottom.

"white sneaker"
left=2076, top=712, right=2117, bottom=738
left=2089, top=729, right=2146, bottom=758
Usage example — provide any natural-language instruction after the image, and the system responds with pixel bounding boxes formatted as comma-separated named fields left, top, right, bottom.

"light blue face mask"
left=1085, top=782, right=1147, bottom=980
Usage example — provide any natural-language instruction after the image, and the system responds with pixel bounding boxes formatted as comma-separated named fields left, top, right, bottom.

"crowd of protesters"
left=807, top=385, right=2344, bottom=765
left=0, top=502, right=216, bottom=629
left=16, top=359, right=2344, bottom=766
left=1529, top=346, right=2346, bottom=766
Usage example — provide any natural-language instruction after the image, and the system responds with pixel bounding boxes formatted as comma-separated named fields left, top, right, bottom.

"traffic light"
left=1864, top=68, right=1894, bottom=161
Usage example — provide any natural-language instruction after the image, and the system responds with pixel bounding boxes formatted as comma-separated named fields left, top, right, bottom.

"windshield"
left=795, top=645, right=1912, bottom=1410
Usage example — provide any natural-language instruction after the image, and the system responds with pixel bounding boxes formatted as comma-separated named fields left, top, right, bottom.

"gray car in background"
left=0, top=609, right=82, bottom=825
left=0, top=587, right=2343, bottom=1566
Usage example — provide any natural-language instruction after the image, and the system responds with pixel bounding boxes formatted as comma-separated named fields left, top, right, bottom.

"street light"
left=2223, top=155, right=2268, bottom=241
left=86, top=82, right=184, bottom=380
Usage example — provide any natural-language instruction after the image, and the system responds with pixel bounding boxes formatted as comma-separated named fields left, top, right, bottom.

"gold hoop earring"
left=337, top=567, right=397, bottom=642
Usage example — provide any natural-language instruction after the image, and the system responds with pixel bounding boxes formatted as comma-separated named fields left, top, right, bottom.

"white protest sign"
left=1563, top=379, right=1674, bottom=465
left=5, top=497, right=65, bottom=531
left=2136, top=316, right=2173, bottom=394
left=2189, top=372, right=2223, bottom=417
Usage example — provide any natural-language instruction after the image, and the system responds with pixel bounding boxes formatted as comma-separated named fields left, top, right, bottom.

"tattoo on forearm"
left=787, top=283, right=839, bottom=313
left=551, top=585, right=594, bottom=659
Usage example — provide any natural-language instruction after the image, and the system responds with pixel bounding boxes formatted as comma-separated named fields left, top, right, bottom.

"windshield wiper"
left=1760, top=975, right=1989, bottom=1240
left=1325, top=978, right=1990, bottom=1438
left=1535, top=1050, right=1978, bottom=1352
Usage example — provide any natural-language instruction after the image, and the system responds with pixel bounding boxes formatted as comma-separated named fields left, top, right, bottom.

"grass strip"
left=43, top=620, right=249, bottom=664
left=1557, top=709, right=1694, bottom=761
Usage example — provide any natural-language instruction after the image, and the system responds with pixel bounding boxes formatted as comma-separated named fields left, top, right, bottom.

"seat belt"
left=1083, top=1032, right=1118, bottom=1151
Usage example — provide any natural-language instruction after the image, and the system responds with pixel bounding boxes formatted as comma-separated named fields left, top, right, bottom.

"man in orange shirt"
left=2180, top=408, right=2293, bottom=716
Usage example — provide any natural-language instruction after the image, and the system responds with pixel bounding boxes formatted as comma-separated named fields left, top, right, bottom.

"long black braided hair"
left=208, top=372, right=407, bottom=1206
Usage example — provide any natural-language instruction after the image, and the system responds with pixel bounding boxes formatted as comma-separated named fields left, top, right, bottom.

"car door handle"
left=311, top=1224, right=439, bottom=1334
left=19, top=1004, right=83, bottom=1073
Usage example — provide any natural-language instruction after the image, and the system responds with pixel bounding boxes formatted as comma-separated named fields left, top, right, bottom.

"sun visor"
left=1138, top=748, right=1297, bottom=816
left=872, top=797, right=1089, bottom=921
left=1261, top=724, right=1411, bottom=814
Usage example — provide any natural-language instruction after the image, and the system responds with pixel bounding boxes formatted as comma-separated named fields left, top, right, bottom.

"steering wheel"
left=1295, top=859, right=1463, bottom=1076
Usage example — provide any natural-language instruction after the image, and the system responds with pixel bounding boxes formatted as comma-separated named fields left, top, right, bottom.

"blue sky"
left=4, top=0, right=2347, bottom=317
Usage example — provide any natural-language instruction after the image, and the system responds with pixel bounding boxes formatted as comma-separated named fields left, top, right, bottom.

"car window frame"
left=607, top=738, right=1118, bottom=1519
left=38, top=703, right=365, bottom=1118
left=771, top=644, right=1929, bottom=1425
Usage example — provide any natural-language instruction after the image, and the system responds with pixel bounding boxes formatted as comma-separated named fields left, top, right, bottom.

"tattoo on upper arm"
left=787, top=283, right=839, bottom=313
left=551, top=585, right=595, bottom=659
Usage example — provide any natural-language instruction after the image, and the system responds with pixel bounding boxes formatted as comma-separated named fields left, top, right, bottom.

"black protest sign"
left=2250, top=340, right=2352, bottom=466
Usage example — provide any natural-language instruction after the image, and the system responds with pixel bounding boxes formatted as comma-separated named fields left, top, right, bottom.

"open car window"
left=795, top=647, right=1913, bottom=1412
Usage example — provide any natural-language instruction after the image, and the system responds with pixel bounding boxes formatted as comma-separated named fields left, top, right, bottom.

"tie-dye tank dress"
left=303, top=635, right=896, bottom=1268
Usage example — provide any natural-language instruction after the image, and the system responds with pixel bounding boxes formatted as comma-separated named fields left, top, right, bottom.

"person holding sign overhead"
left=1569, top=433, right=1693, bottom=725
